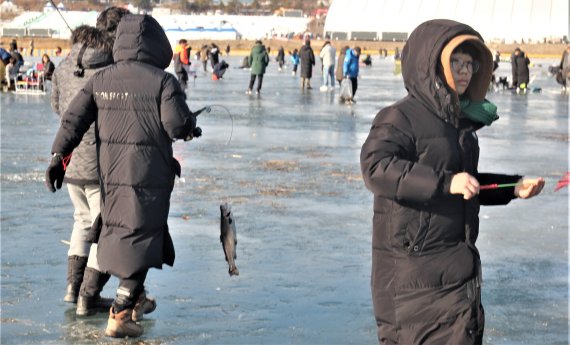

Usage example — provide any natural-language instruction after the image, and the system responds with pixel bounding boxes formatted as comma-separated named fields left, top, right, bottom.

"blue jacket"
left=343, top=49, right=359, bottom=78
left=290, top=53, right=300, bottom=65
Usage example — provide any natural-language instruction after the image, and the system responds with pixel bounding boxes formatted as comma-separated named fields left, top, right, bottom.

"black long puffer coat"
left=360, top=19, right=521, bottom=344
left=512, top=51, right=530, bottom=86
left=51, top=14, right=197, bottom=279
left=299, top=42, right=315, bottom=78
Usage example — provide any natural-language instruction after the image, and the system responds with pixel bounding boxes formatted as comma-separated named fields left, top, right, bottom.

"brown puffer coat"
left=360, top=19, right=521, bottom=344
left=51, top=14, right=197, bottom=279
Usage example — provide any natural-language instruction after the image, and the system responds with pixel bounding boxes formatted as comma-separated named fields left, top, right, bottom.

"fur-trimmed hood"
left=401, top=19, right=492, bottom=126
left=69, top=25, right=114, bottom=69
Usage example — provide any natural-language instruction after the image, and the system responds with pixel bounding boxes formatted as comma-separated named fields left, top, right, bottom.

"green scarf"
left=459, top=99, right=499, bottom=126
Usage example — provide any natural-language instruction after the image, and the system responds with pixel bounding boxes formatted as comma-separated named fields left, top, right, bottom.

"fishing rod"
left=480, top=173, right=569, bottom=192
left=194, top=104, right=234, bottom=146
left=49, top=0, right=73, bottom=33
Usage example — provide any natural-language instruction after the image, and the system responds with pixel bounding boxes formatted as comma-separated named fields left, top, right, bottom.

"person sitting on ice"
left=212, top=60, right=229, bottom=80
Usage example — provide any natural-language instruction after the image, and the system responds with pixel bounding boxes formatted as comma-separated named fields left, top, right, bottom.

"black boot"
left=76, top=267, right=113, bottom=316
left=64, top=255, right=88, bottom=303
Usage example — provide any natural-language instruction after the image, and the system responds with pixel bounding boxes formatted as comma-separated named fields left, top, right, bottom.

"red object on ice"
left=554, top=172, right=570, bottom=192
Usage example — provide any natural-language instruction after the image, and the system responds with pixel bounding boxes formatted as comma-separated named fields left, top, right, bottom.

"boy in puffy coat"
left=360, top=19, right=544, bottom=344
left=50, top=6, right=130, bottom=318
left=46, top=14, right=201, bottom=338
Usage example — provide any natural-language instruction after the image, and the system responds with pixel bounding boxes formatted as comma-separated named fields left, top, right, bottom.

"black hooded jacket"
left=51, top=14, right=197, bottom=278
left=360, top=19, right=521, bottom=344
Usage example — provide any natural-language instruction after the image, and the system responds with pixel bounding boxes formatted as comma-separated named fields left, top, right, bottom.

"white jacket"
left=319, top=44, right=336, bottom=67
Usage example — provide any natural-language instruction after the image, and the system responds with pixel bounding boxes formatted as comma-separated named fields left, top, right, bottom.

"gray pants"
left=67, top=183, right=101, bottom=271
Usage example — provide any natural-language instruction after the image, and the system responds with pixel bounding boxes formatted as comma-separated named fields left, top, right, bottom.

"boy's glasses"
left=451, top=58, right=480, bottom=73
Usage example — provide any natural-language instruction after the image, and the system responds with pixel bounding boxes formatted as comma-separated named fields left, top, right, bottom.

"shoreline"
left=2, top=37, right=566, bottom=59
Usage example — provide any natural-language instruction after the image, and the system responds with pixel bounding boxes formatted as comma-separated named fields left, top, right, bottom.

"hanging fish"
left=220, top=203, right=239, bottom=276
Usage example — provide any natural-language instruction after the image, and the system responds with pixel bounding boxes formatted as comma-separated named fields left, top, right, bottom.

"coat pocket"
left=401, top=210, right=431, bottom=255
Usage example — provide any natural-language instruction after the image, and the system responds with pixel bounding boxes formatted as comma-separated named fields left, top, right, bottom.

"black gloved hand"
left=184, top=127, right=202, bottom=141
left=45, top=154, right=66, bottom=193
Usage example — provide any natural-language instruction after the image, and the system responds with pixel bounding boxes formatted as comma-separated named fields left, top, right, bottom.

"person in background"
left=246, top=40, right=269, bottom=95
left=299, top=39, right=315, bottom=89
left=343, top=46, right=361, bottom=103
left=225, top=43, right=231, bottom=56
left=6, top=56, right=19, bottom=91
left=0, top=46, right=9, bottom=91
left=290, top=48, right=300, bottom=76
left=50, top=7, right=138, bottom=318
left=558, top=45, right=570, bottom=92
left=336, top=46, right=349, bottom=87
left=46, top=14, right=201, bottom=338
left=200, top=44, right=209, bottom=72
left=511, top=47, right=530, bottom=91
left=319, top=40, right=336, bottom=91
left=9, top=38, right=17, bottom=52
left=29, top=39, right=35, bottom=56
left=212, top=59, right=229, bottom=80
left=362, top=54, right=372, bottom=66
left=41, top=54, right=55, bottom=81
left=209, top=43, right=220, bottom=71
left=11, top=47, right=24, bottom=72
left=173, top=39, right=190, bottom=91
left=360, top=19, right=544, bottom=344
left=276, top=46, right=285, bottom=71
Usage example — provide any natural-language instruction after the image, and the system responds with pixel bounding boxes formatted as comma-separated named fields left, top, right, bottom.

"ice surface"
left=1, top=55, right=567, bottom=344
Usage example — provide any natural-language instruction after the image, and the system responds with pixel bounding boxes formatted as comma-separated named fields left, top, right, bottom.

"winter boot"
left=76, top=267, right=114, bottom=316
left=104, top=307, right=143, bottom=338
left=64, top=255, right=88, bottom=303
left=132, top=290, right=157, bottom=322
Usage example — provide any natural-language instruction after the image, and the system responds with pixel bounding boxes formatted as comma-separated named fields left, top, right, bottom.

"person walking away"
left=225, top=43, right=231, bottom=56
left=276, top=46, right=285, bottom=71
left=319, top=40, right=336, bottom=91
left=290, top=49, right=300, bottom=76
left=360, top=19, right=544, bottom=344
left=50, top=7, right=133, bottom=317
left=558, top=45, right=570, bottom=92
left=336, top=46, right=349, bottom=87
left=173, top=39, right=190, bottom=91
left=46, top=14, right=201, bottom=338
left=511, top=47, right=530, bottom=93
left=299, top=39, right=315, bottom=89
left=246, top=40, right=269, bottom=95
left=343, top=46, right=361, bottom=103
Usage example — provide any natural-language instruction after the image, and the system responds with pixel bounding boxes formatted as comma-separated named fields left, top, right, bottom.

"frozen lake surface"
left=1, top=55, right=568, bottom=344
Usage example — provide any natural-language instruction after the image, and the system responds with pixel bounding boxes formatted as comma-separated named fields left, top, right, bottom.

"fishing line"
left=196, top=104, right=234, bottom=146
left=49, top=0, right=73, bottom=32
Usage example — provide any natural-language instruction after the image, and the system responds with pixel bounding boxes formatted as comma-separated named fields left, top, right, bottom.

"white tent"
left=324, top=0, right=569, bottom=43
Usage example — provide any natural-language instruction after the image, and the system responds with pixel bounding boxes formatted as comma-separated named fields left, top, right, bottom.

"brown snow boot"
left=63, top=255, right=88, bottom=303
left=132, top=290, right=157, bottom=321
left=104, top=307, right=143, bottom=338
left=76, top=267, right=113, bottom=316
